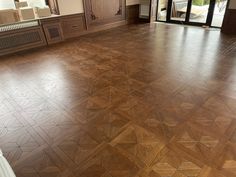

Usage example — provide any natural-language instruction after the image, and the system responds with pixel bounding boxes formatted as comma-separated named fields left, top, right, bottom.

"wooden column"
left=222, top=0, right=236, bottom=35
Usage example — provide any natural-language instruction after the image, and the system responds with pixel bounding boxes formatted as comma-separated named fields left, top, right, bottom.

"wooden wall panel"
left=221, top=9, right=236, bottom=35
left=41, top=14, right=86, bottom=41
left=42, top=22, right=64, bottom=44
left=41, top=18, right=64, bottom=44
left=83, top=0, right=126, bottom=28
left=126, top=5, right=140, bottom=24
left=0, top=27, right=47, bottom=56
left=61, top=14, right=87, bottom=39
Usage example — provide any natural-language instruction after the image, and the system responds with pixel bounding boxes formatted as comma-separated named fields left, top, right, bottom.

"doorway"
left=156, top=0, right=228, bottom=28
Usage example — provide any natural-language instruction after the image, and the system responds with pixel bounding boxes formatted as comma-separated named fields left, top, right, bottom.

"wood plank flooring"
left=0, top=23, right=236, bottom=177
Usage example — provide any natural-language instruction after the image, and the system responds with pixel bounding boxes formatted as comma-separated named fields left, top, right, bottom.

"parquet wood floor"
left=1, top=23, right=236, bottom=177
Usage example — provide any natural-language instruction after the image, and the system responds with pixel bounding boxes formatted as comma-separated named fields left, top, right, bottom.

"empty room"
left=0, top=0, right=236, bottom=177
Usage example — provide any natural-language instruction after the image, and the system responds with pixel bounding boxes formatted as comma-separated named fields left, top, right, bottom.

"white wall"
left=229, top=0, right=236, bottom=9
left=0, top=0, right=15, bottom=9
left=21, top=0, right=46, bottom=8
left=57, top=0, right=84, bottom=15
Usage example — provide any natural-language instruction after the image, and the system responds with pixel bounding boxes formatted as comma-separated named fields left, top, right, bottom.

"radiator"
left=0, top=27, right=47, bottom=56
left=0, top=31, right=41, bottom=50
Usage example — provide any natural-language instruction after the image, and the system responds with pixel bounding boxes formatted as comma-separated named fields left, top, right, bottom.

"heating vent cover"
left=42, top=23, right=64, bottom=45
left=0, top=31, right=41, bottom=50
left=48, top=27, right=60, bottom=39
left=0, top=27, right=47, bottom=56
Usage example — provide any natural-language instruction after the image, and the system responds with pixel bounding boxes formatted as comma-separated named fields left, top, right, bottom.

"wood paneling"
left=126, top=5, right=140, bottom=24
left=41, top=14, right=87, bottom=41
left=43, top=23, right=64, bottom=44
left=83, top=0, right=126, bottom=28
left=61, top=14, right=87, bottom=39
left=0, top=26, right=46, bottom=56
left=41, top=18, right=64, bottom=44
left=0, top=12, right=124, bottom=56
left=221, top=9, right=236, bottom=35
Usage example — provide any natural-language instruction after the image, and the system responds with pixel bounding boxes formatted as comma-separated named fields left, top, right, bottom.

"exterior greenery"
left=192, top=0, right=210, bottom=6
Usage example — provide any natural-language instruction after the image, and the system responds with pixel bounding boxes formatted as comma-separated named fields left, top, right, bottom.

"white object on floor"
left=0, top=150, right=16, bottom=177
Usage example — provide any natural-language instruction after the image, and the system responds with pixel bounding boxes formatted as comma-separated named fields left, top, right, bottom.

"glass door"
left=157, top=0, right=168, bottom=21
left=157, top=0, right=228, bottom=28
left=169, top=0, right=189, bottom=22
left=211, top=0, right=228, bottom=27
left=189, top=0, right=212, bottom=24
left=166, top=0, right=215, bottom=26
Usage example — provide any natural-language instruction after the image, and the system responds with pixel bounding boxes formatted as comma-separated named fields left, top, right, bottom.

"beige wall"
left=57, top=0, right=150, bottom=15
left=126, top=0, right=150, bottom=5
left=229, top=0, right=236, bottom=9
left=126, top=0, right=140, bottom=5
left=58, top=0, right=138, bottom=14
left=140, top=0, right=150, bottom=5
left=57, top=0, right=84, bottom=15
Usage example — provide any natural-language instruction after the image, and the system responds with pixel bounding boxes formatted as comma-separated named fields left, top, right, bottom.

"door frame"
left=156, top=0, right=226, bottom=28
left=167, top=0, right=215, bottom=26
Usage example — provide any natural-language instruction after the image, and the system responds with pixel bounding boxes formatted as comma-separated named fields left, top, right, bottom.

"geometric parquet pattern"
left=0, top=23, right=236, bottom=177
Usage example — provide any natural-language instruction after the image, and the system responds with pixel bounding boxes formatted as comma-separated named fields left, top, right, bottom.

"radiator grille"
left=0, top=31, right=41, bottom=50
left=0, top=21, right=39, bottom=32
left=48, top=27, right=60, bottom=39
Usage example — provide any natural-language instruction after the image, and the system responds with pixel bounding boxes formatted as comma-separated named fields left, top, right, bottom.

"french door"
left=157, top=0, right=228, bottom=27
left=166, top=0, right=216, bottom=26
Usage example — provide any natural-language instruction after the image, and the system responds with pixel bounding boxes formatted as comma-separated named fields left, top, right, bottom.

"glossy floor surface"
left=0, top=23, right=236, bottom=177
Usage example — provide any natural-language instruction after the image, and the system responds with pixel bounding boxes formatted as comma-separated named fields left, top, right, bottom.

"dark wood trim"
left=206, top=0, right=216, bottom=26
left=126, top=4, right=140, bottom=24
left=225, top=0, right=231, bottom=10
left=166, top=0, right=172, bottom=21
left=221, top=8, right=236, bottom=34
left=185, top=0, right=192, bottom=22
